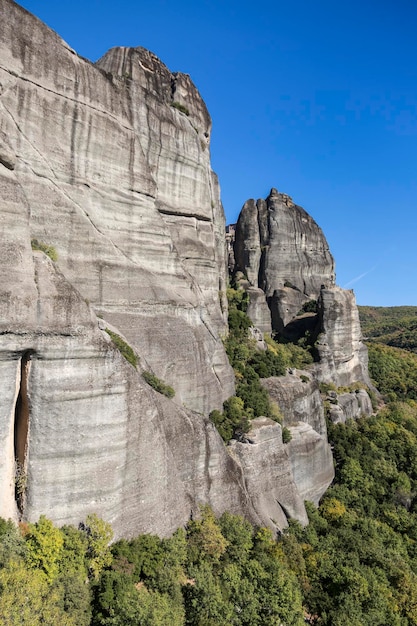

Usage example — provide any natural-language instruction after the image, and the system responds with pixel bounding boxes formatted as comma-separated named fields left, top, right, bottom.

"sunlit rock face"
left=231, top=188, right=374, bottom=514
left=0, top=1, right=233, bottom=416
left=0, top=0, right=377, bottom=538
left=229, top=418, right=309, bottom=528
left=261, top=373, right=334, bottom=505
left=315, top=286, right=373, bottom=388
left=233, top=189, right=371, bottom=390
left=0, top=240, right=254, bottom=537
left=234, top=188, right=335, bottom=330
left=0, top=0, right=245, bottom=533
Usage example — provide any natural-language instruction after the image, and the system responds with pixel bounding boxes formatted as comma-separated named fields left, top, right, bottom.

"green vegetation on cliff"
left=3, top=303, right=417, bottom=624
left=4, top=400, right=417, bottom=624
left=210, top=287, right=312, bottom=442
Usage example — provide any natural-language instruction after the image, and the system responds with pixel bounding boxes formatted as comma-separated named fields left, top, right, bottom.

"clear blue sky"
left=16, top=0, right=417, bottom=306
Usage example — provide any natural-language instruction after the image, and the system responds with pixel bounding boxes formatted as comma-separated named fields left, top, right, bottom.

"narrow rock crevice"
left=14, top=350, right=33, bottom=517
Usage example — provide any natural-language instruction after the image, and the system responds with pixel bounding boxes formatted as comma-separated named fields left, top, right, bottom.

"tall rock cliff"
left=233, top=188, right=371, bottom=389
left=0, top=0, right=367, bottom=537
left=0, top=0, right=233, bottom=416
left=0, top=0, right=243, bottom=534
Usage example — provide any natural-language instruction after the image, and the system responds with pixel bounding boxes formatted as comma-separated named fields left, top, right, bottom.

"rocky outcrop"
left=229, top=418, right=309, bottom=528
left=0, top=0, right=242, bottom=533
left=327, top=389, right=374, bottom=424
left=0, top=236, right=255, bottom=535
left=234, top=189, right=335, bottom=329
left=261, top=373, right=334, bottom=504
left=1, top=0, right=325, bottom=537
left=233, top=190, right=371, bottom=391
left=231, top=189, right=374, bottom=512
left=0, top=1, right=233, bottom=417
left=315, top=286, right=372, bottom=388
left=262, top=371, right=326, bottom=436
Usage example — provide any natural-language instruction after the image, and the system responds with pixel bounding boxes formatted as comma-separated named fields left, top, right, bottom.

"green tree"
left=25, top=515, right=64, bottom=582
left=0, top=559, right=77, bottom=625
left=83, top=514, right=114, bottom=580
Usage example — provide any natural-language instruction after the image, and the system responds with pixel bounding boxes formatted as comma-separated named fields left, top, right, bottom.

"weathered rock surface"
left=0, top=0, right=233, bottom=416
left=229, top=418, right=309, bottom=528
left=233, top=189, right=371, bottom=390
left=262, top=372, right=327, bottom=436
left=0, top=0, right=244, bottom=533
left=230, top=187, right=374, bottom=511
left=327, top=389, right=374, bottom=424
left=315, top=286, right=372, bottom=388
left=261, top=373, right=334, bottom=504
left=0, top=0, right=325, bottom=536
left=246, top=287, right=272, bottom=335
left=234, top=188, right=335, bottom=327
left=0, top=236, right=255, bottom=535
left=0, top=0, right=376, bottom=538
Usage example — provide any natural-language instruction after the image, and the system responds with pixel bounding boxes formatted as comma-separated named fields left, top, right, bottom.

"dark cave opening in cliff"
left=14, top=350, right=33, bottom=515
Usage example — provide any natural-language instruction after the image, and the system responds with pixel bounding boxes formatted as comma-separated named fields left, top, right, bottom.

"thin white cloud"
left=343, top=265, right=378, bottom=289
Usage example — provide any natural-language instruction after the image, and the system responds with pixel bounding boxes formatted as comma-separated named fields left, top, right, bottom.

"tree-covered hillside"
left=359, top=305, right=417, bottom=352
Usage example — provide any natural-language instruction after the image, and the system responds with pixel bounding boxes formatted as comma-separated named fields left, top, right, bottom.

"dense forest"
left=359, top=305, right=417, bottom=353
left=2, top=306, right=417, bottom=624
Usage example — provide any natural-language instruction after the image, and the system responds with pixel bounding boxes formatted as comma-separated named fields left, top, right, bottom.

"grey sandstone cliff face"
left=230, top=189, right=374, bottom=514
left=315, top=286, right=372, bottom=388
left=261, top=373, right=334, bottom=504
left=0, top=0, right=374, bottom=538
left=1, top=0, right=328, bottom=538
left=0, top=1, right=233, bottom=416
left=234, top=188, right=335, bottom=329
left=233, top=189, right=371, bottom=389
left=0, top=0, right=248, bottom=534
left=0, top=233, right=254, bottom=535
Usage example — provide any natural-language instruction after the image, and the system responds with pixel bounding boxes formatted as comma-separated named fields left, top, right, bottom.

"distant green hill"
left=358, top=305, right=417, bottom=353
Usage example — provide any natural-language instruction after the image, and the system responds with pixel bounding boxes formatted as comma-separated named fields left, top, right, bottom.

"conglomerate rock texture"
left=0, top=0, right=242, bottom=534
left=0, top=0, right=367, bottom=537
left=233, top=190, right=371, bottom=390
left=234, top=188, right=335, bottom=329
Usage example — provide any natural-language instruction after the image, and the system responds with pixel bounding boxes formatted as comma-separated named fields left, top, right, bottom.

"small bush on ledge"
left=142, top=370, right=175, bottom=398
left=171, top=101, right=190, bottom=116
left=105, top=328, right=137, bottom=369
left=31, top=238, right=58, bottom=261
left=282, top=426, right=292, bottom=443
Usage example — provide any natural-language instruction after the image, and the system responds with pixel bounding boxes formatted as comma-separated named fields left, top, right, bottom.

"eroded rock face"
left=262, top=372, right=327, bottom=436
left=233, top=189, right=371, bottom=390
left=234, top=189, right=335, bottom=328
left=0, top=225, right=256, bottom=535
left=0, top=0, right=233, bottom=416
left=229, top=418, right=309, bottom=528
left=0, top=0, right=374, bottom=537
left=315, top=286, right=372, bottom=388
left=261, top=373, right=334, bottom=505
left=327, top=390, right=374, bottom=424
left=0, top=0, right=247, bottom=533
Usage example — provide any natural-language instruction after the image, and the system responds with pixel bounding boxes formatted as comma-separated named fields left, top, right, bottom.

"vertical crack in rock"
left=14, top=351, right=32, bottom=517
